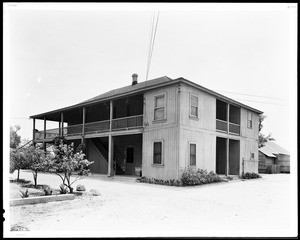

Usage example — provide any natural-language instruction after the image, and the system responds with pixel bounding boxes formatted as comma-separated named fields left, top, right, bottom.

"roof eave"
left=29, top=79, right=182, bottom=119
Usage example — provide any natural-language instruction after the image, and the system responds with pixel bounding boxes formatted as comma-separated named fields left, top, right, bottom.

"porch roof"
left=29, top=76, right=263, bottom=121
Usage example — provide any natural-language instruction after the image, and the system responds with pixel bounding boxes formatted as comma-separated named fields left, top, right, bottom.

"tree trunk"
left=17, top=169, right=20, bottom=181
left=33, top=170, right=38, bottom=188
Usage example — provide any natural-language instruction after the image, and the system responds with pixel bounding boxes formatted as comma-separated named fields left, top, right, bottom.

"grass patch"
left=11, top=224, right=29, bottom=231
left=10, top=179, right=31, bottom=185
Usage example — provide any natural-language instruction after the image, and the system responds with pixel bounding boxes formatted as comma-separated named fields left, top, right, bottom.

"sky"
left=4, top=3, right=297, bottom=151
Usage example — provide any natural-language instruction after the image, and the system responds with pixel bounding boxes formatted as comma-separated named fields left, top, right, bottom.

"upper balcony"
left=34, top=94, right=144, bottom=141
left=216, top=99, right=240, bottom=135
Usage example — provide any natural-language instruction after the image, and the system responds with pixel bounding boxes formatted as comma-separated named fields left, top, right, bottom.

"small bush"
left=59, top=184, right=68, bottom=194
left=19, top=189, right=29, bottom=198
left=181, top=168, right=222, bottom=186
left=43, top=186, right=53, bottom=196
left=242, top=172, right=261, bottom=179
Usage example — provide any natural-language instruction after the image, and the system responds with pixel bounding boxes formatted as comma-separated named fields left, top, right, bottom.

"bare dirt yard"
left=6, top=170, right=294, bottom=237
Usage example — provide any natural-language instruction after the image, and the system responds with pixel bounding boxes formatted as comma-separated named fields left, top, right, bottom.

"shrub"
left=19, top=189, right=29, bottom=198
left=242, top=172, right=261, bottom=179
left=181, top=167, right=222, bottom=186
left=43, top=186, right=53, bottom=196
left=59, top=184, right=68, bottom=194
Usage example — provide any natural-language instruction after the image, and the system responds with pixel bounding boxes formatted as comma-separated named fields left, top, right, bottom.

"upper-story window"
left=190, top=94, right=199, bottom=118
left=154, top=94, right=166, bottom=121
left=247, top=112, right=252, bottom=129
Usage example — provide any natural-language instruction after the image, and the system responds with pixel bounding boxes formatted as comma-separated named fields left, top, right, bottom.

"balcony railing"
left=216, top=119, right=240, bottom=135
left=229, top=122, right=240, bottom=135
left=35, top=115, right=143, bottom=140
left=216, top=119, right=227, bottom=132
left=112, top=115, right=143, bottom=130
left=85, top=120, right=110, bottom=133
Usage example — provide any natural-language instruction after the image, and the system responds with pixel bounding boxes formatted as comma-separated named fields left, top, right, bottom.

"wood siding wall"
left=142, top=84, right=180, bottom=180
left=176, top=83, right=260, bottom=176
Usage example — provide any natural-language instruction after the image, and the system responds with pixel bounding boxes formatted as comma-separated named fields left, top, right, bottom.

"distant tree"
left=24, top=146, right=49, bottom=188
left=258, top=114, right=275, bottom=148
left=47, top=140, right=93, bottom=193
left=10, top=125, right=21, bottom=149
left=10, top=148, right=30, bottom=181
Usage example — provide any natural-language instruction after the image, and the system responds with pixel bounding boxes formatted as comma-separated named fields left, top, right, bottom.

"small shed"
left=259, top=141, right=290, bottom=173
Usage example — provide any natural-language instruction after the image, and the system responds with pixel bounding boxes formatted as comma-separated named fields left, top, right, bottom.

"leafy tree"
left=258, top=133, right=275, bottom=148
left=10, top=148, right=30, bottom=181
left=47, top=140, right=93, bottom=193
left=258, top=114, right=275, bottom=148
left=24, top=146, right=49, bottom=188
left=10, top=125, right=21, bottom=149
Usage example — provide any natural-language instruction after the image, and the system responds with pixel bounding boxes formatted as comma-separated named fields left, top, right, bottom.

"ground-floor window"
left=153, top=141, right=163, bottom=164
left=190, top=143, right=196, bottom=166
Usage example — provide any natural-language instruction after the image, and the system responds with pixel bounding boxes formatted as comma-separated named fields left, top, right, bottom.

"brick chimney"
left=132, top=73, right=138, bottom=85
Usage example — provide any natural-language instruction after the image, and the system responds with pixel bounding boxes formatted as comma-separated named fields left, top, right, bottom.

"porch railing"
left=65, top=124, right=83, bottom=136
left=85, top=120, right=110, bottom=134
left=216, top=119, right=240, bottom=135
left=216, top=119, right=227, bottom=132
left=35, top=115, right=143, bottom=140
left=112, top=115, right=143, bottom=130
left=229, top=122, right=240, bottom=135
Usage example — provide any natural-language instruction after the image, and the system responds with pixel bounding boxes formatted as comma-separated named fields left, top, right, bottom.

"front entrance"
left=216, top=137, right=240, bottom=175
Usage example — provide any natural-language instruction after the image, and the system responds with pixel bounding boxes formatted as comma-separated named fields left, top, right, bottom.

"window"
left=126, top=147, right=134, bottom=163
left=190, top=95, right=198, bottom=118
left=250, top=152, right=255, bottom=159
left=247, top=112, right=252, bottom=129
left=154, top=94, right=166, bottom=121
left=190, top=143, right=196, bottom=166
left=153, top=142, right=163, bottom=164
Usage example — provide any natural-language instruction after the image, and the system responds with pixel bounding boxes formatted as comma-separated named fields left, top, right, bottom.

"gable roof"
left=29, top=75, right=263, bottom=120
left=259, top=141, right=290, bottom=157
left=82, top=76, right=172, bottom=104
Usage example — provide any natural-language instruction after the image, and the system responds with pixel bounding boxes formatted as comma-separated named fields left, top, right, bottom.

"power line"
left=233, top=98, right=288, bottom=106
left=213, top=90, right=288, bottom=101
left=146, top=11, right=160, bottom=81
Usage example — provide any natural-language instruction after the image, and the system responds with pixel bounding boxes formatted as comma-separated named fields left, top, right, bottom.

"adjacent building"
left=30, top=75, right=263, bottom=180
left=259, top=141, right=290, bottom=173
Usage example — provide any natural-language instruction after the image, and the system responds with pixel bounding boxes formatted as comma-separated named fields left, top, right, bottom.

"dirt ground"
left=6, top=170, right=295, bottom=237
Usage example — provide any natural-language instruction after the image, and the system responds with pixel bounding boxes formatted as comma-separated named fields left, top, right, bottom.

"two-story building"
left=30, top=74, right=263, bottom=180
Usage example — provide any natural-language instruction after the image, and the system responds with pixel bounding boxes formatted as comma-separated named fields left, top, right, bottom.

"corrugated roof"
left=259, top=141, right=290, bottom=157
left=81, top=76, right=172, bottom=104
left=259, top=145, right=277, bottom=158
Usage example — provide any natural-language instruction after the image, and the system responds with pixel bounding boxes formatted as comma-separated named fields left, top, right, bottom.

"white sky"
left=4, top=3, right=297, bottom=151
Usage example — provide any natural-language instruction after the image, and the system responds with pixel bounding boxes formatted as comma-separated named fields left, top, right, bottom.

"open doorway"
left=216, top=137, right=240, bottom=175
left=216, top=137, right=227, bottom=174
left=229, top=139, right=240, bottom=175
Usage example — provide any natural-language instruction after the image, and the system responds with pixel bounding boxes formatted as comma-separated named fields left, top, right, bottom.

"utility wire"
left=146, top=11, right=160, bottom=81
left=233, top=98, right=288, bottom=106
left=213, top=90, right=288, bottom=101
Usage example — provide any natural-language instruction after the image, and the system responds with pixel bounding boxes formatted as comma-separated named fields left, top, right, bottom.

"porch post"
left=226, top=103, right=230, bottom=176
left=58, top=121, right=61, bottom=137
left=43, top=117, right=46, bottom=151
left=82, top=107, right=86, bottom=143
left=226, top=138, right=229, bottom=176
left=107, top=100, right=114, bottom=177
left=61, top=112, right=64, bottom=137
left=32, top=118, right=36, bottom=147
